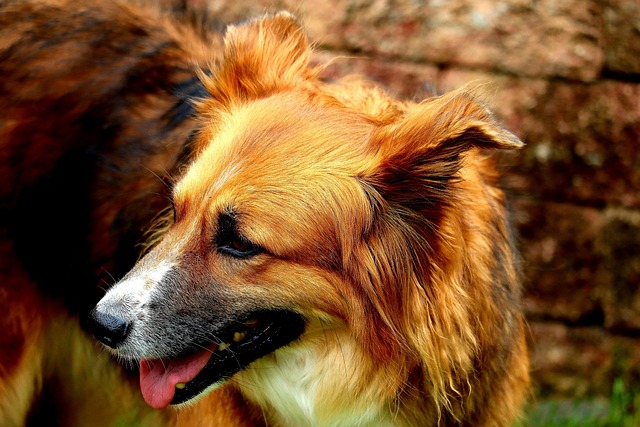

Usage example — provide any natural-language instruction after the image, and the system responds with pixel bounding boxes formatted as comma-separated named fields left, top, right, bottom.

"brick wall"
left=185, top=0, right=640, bottom=399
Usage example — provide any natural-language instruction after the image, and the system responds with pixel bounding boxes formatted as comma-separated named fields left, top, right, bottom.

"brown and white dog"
left=1, top=1, right=529, bottom=426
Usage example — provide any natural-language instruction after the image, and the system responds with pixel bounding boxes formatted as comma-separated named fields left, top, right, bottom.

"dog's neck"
left=233, top=319, right=406, bottom=427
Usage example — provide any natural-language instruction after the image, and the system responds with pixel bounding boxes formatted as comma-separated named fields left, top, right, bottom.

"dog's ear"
left=352, top=91, right=523, bottom=396
left=204, top=12, right=314, bottom=104
left=361, top=90, right=523, bottom=216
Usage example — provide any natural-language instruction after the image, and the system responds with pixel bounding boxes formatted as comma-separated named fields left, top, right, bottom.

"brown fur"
left=0, top=1, right=529, bottom=426
left=0, top=1, right=219, bottom=425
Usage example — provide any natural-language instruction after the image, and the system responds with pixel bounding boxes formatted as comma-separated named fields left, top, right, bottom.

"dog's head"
left=91, top=12, right=523, bottom=418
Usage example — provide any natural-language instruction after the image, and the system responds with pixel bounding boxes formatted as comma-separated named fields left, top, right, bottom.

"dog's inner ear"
left=204, top=12, right=314, bottom=104
left=361, top=91, right=523, bottom=215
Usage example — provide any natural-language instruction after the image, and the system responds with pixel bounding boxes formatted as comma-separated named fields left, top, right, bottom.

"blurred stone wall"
left=182, top=0, right=640, bottom=399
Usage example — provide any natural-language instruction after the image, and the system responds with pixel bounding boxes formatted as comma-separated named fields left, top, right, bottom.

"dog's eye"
left=218, top=232, right=262, bottom=258
left=216, top=214, right=263, bottom=258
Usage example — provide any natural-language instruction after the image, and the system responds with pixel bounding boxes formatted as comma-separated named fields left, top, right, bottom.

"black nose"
left=88, top=309, right=131, bottom=348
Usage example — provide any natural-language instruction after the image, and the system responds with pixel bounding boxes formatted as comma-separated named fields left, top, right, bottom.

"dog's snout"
left=88, top=309, right=131, bottom=349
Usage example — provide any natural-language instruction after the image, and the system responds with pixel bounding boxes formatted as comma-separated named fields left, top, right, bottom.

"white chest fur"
left=234, top=321, right=400, bottom=427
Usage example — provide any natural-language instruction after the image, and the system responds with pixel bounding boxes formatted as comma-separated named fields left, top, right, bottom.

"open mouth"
left=138, top=310, right=305, bottom=409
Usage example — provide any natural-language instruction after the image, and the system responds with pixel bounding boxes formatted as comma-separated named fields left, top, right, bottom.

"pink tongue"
left=139, top=347, right=214, bottom=409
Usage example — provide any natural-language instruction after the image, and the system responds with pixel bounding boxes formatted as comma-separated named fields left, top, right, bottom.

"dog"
left=1, top=1, right=529, bottom=426
left=91, top=9, right=531, bottom=427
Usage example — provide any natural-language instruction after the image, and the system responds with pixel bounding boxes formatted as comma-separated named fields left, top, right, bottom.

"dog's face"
left=91, top=12, right=523, bottom=416
left=93, top=90, right=383, bottom=409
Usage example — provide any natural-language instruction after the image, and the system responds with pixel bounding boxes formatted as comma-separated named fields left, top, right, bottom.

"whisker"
left=144, top=166, right=172, bottom=190
left=100, top=267, right=117, bottom=283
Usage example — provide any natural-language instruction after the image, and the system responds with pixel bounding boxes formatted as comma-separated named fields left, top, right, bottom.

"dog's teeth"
left=218, top=342, right=230, bottom=351
left=233, top=331, right=247, bottom=342
left=175, top=383, right=186, bottom=389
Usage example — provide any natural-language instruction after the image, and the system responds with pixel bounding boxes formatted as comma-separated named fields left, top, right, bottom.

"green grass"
left=523, top=378, right=640, bottom=427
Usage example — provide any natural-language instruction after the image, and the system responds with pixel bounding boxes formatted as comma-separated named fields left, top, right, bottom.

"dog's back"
left=0, top=1, right=219, bottom=425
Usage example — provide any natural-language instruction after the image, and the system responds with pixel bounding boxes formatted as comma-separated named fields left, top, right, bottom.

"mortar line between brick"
left=316, top=47, right=640, bottom=86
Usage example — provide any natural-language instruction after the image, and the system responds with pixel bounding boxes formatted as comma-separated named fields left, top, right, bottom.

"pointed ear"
left=204, top=12, right=314, bottom=104
left=362, top=90, right=523, bottom=213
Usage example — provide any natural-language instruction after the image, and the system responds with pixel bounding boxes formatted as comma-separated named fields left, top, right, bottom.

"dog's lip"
left=137, top=310, right=305, bottom=409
